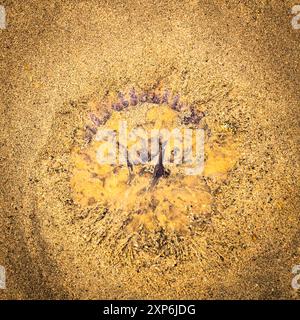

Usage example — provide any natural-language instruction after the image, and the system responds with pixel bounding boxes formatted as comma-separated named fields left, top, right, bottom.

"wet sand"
left=0, top=0, right=300, bottom=299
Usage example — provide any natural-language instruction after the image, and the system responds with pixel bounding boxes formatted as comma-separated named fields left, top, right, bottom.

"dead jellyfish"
left=70, top=87, right=240, bottom=263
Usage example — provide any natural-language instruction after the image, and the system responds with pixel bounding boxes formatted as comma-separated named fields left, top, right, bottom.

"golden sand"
left=1, top=0, right=300, bottom=299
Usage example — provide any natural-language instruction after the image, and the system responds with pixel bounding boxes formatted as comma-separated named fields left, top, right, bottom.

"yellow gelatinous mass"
left=70, top=102, right=239, bottom=235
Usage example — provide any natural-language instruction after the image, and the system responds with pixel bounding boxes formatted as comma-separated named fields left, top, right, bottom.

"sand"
left=0, top=0, right=300, bottom=299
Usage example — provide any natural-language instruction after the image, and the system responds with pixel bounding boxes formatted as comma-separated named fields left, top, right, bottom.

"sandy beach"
left=0, top=0, right=300, bottom=299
